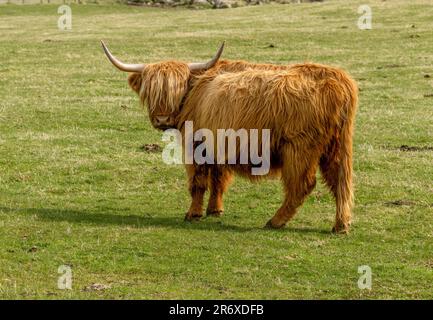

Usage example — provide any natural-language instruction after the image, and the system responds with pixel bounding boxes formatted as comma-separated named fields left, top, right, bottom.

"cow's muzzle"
left=152, top=115, right=176, bottom=130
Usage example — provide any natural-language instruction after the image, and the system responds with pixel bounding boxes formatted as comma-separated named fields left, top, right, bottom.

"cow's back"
left=181, top=64, right=353, bottom=143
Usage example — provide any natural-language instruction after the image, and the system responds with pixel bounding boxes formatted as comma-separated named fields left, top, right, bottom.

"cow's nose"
left=154, top=115, right=174, bottom=128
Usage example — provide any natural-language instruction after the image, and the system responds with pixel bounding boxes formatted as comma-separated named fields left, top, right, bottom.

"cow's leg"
left=319, top=136, right=353, bottom=234
left=184, top=164, right=209, bottom=221
left=206, top=166, right=233, bottom=217
left=266, top=146, right=318, bottom=229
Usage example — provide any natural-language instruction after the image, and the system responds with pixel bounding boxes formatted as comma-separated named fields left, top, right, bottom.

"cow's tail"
left=320, top=75, right=358, bottom=233
left=336, top=79, right=357, bottom=233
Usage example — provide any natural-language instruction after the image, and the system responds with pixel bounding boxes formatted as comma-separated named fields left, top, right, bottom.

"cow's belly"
left=230, top=164, right=282, bottom=181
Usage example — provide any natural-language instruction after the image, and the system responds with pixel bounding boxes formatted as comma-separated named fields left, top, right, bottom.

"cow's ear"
left=128, top=73, right=142, bottom=94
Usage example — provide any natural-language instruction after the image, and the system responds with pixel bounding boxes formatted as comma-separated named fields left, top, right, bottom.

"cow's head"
left=101, top=41, right=224, bottom=130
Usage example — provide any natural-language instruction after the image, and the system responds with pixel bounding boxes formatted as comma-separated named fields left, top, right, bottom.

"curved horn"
left=188, top=41, right=225, bottom=72
left=101, top=40, right=145, bottom=73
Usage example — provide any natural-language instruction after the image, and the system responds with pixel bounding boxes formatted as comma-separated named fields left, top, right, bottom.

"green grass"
left=0, top=0, right=432, bottom=299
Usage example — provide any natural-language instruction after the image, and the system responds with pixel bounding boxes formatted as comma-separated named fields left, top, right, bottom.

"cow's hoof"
left=206, top=208, right=224, bottom=217
left=332, top=224, right=350, bottom=234
left=264, top=219, right=286, bottom=229
left=184, top=212, right=203, bottom=222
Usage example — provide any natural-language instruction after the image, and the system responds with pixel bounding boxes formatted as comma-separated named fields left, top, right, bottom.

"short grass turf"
left=0, top=0, right=432, bottom=299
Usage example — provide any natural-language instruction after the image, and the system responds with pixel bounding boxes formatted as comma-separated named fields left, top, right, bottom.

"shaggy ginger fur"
left=128, top=59, right=293, bottom=112
left=126, top=60, right=358, bottom=233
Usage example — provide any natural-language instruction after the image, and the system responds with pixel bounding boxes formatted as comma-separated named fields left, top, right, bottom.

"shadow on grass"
left=0, top=206, right=330, bottom=235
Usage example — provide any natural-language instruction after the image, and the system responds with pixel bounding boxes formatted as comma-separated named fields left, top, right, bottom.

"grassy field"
left=0, top=0, right=432, bottom=299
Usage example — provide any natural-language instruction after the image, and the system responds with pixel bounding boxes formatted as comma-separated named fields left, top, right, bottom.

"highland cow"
left=101, top=41, right=358, bottom=233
